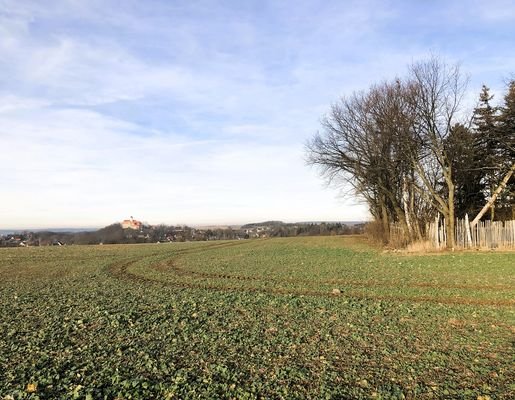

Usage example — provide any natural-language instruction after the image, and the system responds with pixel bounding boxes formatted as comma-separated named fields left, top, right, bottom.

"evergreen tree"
left=497, top=81, right=515, bottom=158
left=472, top=85, right=502, bottom=220
left=495, top=81, right=515, bottom=219
left=446, top=123, right=484, bottom=218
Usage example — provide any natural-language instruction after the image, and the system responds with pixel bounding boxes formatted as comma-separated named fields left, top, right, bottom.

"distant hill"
left=296, top=221, right=365, bottom=226
left=2, top=220, right=367, bottom=247
left=241, top=220, right=365, bottom=229
left=241, top=221, right=284, bottom=228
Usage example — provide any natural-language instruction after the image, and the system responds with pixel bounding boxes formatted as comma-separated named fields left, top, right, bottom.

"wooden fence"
left=428, top=217, right=515, bottom=249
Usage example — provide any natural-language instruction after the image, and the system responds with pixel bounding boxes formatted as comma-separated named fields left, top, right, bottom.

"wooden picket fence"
left=428, top=217, right=515, bottom=249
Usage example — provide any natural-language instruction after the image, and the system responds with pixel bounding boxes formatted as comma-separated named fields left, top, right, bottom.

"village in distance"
left=0, top=217, right=365, bottom=247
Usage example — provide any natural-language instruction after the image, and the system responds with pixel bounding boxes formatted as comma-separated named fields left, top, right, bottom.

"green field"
left=0, top=236, right=514, bottom=399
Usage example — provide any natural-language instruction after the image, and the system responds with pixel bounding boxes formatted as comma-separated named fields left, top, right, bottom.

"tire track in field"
left=156, top=259, right=513, bottom=292
left=106, top=240, right=254, bottom=280
left=111, top=259, right=515, bottom=307
left=106, top=241, right=515, bottom=307
left=151, top=242, right=513, bottom=292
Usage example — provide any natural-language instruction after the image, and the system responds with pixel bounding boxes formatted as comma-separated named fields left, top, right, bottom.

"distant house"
left=121, top=217, right=143, bottom=230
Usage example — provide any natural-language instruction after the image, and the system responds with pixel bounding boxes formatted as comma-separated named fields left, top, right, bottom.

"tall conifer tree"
left=472, top=85, right=501, bottom=219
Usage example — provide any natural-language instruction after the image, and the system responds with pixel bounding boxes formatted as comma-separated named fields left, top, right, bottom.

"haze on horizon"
left=1, top=0, right=514, bottom=229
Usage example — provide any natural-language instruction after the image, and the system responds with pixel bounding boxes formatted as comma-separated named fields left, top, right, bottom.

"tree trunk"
left=380, top=199, right=390, bottom=244
left=402, top=176, right=414, bottom=238
left=409, top=181, right=423, bottom=240
left=393, top=204, right=412, bottom=242
left=446, top=183, right=455, bottom=249
left=471, top=163, right=515, bottom=227
left=490, top=181, right=495, bottom=221
left=464, top=213, right=473, bottom=248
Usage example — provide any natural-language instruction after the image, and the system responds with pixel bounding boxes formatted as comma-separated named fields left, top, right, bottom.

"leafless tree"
left=307, top=80, right=428, bottom=243
left=404, top=57, right=469, bottom=248
left=307, top=57, right=471, bottom=248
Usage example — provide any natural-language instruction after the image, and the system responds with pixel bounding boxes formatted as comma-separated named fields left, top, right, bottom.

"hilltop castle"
left=121, top=216, right=143, bottom=230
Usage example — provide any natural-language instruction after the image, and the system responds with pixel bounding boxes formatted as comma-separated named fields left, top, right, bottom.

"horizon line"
left=0, top=219, right=368, bottom=233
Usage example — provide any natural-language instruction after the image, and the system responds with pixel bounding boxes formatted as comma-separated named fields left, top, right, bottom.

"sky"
left=1, top=0, right=514, bottom=229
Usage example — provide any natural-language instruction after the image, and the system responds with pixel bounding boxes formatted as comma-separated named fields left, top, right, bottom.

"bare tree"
left=306, top=80, right=426, bottom=243
left=404, top=57, right=469, bottom=248
left=307, top=57, right=472, bottom=248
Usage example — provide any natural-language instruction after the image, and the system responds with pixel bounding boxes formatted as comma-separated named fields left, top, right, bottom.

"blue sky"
left=1, top=0, right=514, bottom=228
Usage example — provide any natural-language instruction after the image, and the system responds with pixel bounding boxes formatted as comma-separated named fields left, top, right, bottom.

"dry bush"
left=364, top=220, right=389, bottom=245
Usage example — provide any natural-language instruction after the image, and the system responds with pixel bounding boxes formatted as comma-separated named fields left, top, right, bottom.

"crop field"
left=0, top=236, right=514, bottom=399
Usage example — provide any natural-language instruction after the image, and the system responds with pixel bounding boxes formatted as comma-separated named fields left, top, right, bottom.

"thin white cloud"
left=0, top=103, right=361, bottom=228
left=1, top=0, right=513, bottom=228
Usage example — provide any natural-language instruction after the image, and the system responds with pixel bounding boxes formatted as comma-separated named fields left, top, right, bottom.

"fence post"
left=464, top=214, right=472, bottom=248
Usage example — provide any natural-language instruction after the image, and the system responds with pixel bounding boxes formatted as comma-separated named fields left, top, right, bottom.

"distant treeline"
left=0, top=221, right=364, bottom=247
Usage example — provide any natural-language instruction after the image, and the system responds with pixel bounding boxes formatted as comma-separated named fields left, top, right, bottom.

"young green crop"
left=0, top=237, right=513, bottom=399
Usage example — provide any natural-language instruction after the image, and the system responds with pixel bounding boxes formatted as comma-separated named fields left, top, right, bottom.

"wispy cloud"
left=1, top=0, right=514, bottom=228
left=0, top=101, right=348, bottom=227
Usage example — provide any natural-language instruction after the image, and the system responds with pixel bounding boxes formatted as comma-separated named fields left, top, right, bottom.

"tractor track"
left=105, top=241, right=515, bottom=307
left=155, top=259, right=514, bottom=292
